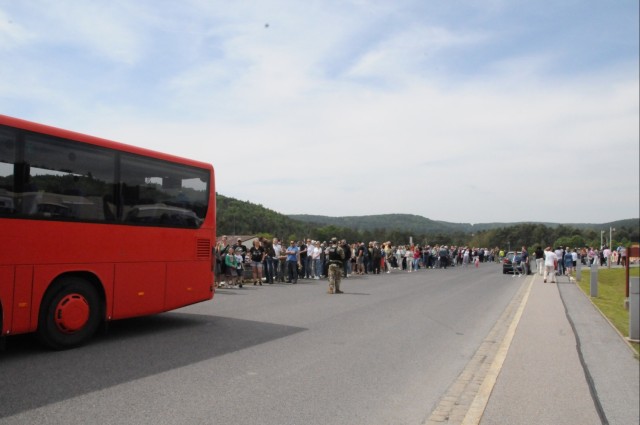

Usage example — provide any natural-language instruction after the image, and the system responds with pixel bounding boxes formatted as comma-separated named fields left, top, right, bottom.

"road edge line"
left=460, top=275, right=534, bottom=425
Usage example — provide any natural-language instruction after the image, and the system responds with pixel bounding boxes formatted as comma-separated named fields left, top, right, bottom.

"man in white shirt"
left=272, top=238, right=282, bottom=282
left=544, top=247, right=558, bottom=283
left=311, top=242, right=322, bottom=279
left=603, top=246, right=612, bottom=267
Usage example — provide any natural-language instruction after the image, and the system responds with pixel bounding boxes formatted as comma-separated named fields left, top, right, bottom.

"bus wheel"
left=38, top=277, right=102, bottom=350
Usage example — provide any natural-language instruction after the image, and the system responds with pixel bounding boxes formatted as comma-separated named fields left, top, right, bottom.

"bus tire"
left=37, top=277, right=102, bottom=350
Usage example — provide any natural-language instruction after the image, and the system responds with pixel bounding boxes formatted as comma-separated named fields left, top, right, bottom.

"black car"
left=502, top=251, right=524, bottom=274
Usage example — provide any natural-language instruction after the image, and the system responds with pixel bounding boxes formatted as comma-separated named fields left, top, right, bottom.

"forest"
left=216, top=194, right=639, bottom=250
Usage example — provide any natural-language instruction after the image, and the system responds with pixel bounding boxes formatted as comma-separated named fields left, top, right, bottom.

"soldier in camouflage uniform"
left=327, top=238, right=345, bottom=294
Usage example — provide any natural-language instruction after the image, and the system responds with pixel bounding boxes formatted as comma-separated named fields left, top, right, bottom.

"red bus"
left=0, top=115, right=216, bottom=349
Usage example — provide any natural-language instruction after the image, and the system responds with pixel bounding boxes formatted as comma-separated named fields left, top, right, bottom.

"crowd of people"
left=516, top=245, right=630, bottom=284
left=213, top=235, right=635, bottom=289
left=213, top=236, right=503, bottom=291
left=213, top=236, right=635, bottom=293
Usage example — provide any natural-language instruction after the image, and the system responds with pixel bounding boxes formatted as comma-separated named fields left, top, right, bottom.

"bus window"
left=22, top=134, right=116, bottom=221
left=120, top=154, right=208, bottom=227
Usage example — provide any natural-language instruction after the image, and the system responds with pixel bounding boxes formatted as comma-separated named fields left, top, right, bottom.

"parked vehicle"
left=502, top=251, right=524, bottom=274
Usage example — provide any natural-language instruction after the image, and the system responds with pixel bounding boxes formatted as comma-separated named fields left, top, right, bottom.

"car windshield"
left=506, top=252, right=521, bottom=263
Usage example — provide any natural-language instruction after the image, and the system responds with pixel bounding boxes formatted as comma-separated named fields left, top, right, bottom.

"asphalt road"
left=0, top=263, right=523, bottom=425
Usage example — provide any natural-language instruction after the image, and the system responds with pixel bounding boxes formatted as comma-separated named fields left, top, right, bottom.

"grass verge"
left=576, top=267, right=639, bottom=357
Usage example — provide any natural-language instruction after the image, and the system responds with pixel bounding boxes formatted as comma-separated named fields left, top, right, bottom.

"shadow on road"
left=0, top=313, right=305, bottom=418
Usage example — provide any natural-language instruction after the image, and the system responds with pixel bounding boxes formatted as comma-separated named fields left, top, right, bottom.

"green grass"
left=576, top=267, right=639, bottom=356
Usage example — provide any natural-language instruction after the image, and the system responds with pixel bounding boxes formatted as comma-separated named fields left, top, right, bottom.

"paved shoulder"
left=481, top=276, right=601, bottom=425
left=558, top=281, right=640, bottom=425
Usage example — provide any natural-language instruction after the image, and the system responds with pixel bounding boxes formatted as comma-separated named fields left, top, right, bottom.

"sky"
left=1, top=0, right=638, bottom=224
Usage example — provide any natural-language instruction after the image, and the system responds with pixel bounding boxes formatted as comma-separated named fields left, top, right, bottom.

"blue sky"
left=1, top=0, right=638, bottom=224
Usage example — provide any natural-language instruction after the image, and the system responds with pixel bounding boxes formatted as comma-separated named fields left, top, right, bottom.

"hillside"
left=216, top=194, right=638, bottom=247
left=287, top=214, right=638, bottom=235
left=287, top=214, right=462, bottom=234
left=216, top=193, right=313, bottom=238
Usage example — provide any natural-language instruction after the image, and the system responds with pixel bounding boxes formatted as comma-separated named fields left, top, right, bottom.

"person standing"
left=215, top=236, right=230, bottom=287
left=372, top=243, right=382, bottom=274
left=272, top=238, right=282, bottom=283
left=384, top=243, right=394, bottom=272
left=298, top=240, right=308, bottom=279
left=405, top=246, right=414, bottom=272
left=396, top=245, right=405, bottom=270
left=588, top=247, right=595, bottom=265
left=521, top=246, right=530, bottom=275
left=312, top=241, right=322, bottom=279
left=326, top=238, right=345, bottom=294
left=534, top=246, right=544, bottom=276
left=544, top=247, right=558, bottom=283
left=439, top=245, right=449, bottom=269
left=341, top=239, right=352, bottom=278
left=285, top=240, right=299, bottom=284
left=603, top=246, right=612, bottom=267
left=233, top=238, right=247, bottom=262
left=554, top=247, right=565, bottom=275
left=414, top=245, right=422, bottom=270
left=356, top=242, right=366, bottom=275
left=564, top=248, right=574, bottom=276
left=233, top=238, right=247, bottom=286
left=234, top=249, right=245, bottom=288
left=305, top=239, right=315, bottom=279
left=260, top=237, right=275, bottom=284
left=249, top=239, right=265, bottom=285
left=224, top=247, right=239, bottom=288
left=352, top=243, right=359, bottom=273
left=320, top=242, right=328, bottom=278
